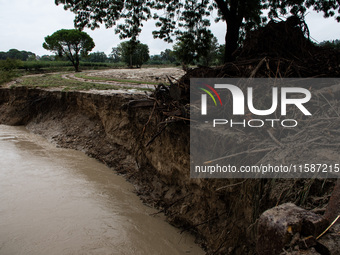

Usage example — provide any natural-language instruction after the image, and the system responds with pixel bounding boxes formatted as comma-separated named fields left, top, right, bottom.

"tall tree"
left=199, top=36, right=219, bottom=66
left=160, top=49, right=176, bottom=63
left=117, top=40, right=150, bottom=67
left=212, top=0, right=264, bottom=61
left=55, top=0, right=340, bottom=62
left=173, top=35, right=197, bottom=66
left=43, top=29, right=95, bottom=72
left=173, top=33, right=220, bottom=66
left=109, top=47, right=121, bottom=63
left=87, top=51, right=108, bottom=62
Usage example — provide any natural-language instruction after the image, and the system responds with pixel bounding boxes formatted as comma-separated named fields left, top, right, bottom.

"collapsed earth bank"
left=0, top=86, right=338, bottom=255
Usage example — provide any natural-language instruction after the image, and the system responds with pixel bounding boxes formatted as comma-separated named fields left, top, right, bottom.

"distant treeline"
left=0, top=48, right=180, bottom=66
left=0, top=49, right=36, bottom=61
left=0, top=58, right=123, bottom=85
left=1, top=39, right=338, bottom=67
left=319, top=39, right=340, bottom=50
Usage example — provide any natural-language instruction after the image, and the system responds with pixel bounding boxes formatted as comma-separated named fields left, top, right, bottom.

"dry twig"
left=204, top=147, right=276, bottom=164
left=316, top=214, right=340, bottom=240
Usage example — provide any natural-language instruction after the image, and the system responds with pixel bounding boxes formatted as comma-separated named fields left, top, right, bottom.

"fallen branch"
left=296, top=136, right=323, bottom=146
left=149, top=193, right=192, bottom=216
left=314, top=143, right=340, bottom=147
left=317, top=92, right=340, bottom=117
left=249, top=57, right=266, bottom=78
left=216, top=180, right=247, bottom=191
left=127, top=99, right=155, bottom=108
left=171, top=116, right=196, bottom=122
left=267, top=130, right=283, bottom=147
left=180, top=211, right=227, bottom=234
left=316, top=214, right=340, bottom=240
left=204, top=147, right=276, bottom=164
left=145, top=124, right=167, bottom=147
left=141, top=101, right=157, bottom=136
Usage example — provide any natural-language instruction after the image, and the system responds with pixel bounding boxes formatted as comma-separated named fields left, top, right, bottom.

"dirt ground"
left=86, top=67, right=185, bottom=84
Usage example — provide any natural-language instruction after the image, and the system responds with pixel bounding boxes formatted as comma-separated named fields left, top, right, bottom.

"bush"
left=19, top=61, right=123, bottom=72
left=0, top=59, right=21, bottom=85
left=20, top=61, right=72, bottom=71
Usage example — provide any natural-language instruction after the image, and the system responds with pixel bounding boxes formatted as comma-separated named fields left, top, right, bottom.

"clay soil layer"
left=0, top=86, right=337, bottom=255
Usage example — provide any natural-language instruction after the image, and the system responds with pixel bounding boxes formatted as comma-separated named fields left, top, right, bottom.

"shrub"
left=0, top=59, right=21, bottom=85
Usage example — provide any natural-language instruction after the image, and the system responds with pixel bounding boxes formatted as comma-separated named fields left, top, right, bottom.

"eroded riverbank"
left=1, top=86, right=337, bottom=255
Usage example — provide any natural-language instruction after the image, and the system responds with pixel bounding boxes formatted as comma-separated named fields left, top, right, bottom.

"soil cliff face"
left=0, top=87, right=336, bottom=255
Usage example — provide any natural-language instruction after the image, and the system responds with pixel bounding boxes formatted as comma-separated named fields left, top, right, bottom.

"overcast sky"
left=1, top=0, right=339, bottom=56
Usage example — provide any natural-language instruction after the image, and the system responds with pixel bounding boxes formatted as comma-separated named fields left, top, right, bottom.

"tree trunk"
left=224, top=16, right=242, bottom=63
left=74, top=62, right=79, bottom=72
left=75, top=54, right=80, bottom=72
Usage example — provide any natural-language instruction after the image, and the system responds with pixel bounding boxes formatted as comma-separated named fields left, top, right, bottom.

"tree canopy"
left=0, top=49, right=36, bottom=61
left=55, top=0, right=340, bottom=62
left=87, top=51, right=108, bottom=62
left=43, top=29, right=95, bottom=71
left=173, top=31, right=219, bottom=66
left=108, top=47, right=121, bottom=63
left=116, top=40, right=150, bottom=67
left=160, top=49, right=176, bottom=64
left=319, top=39, right=340, bottom=49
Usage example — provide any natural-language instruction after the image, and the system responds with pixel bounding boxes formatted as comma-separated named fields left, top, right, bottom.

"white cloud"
left=305, top=10, right=340, bottom=43
left=0, top=0, right=75, bottom=55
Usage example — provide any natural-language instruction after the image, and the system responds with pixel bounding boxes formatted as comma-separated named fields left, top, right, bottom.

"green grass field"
left=0, top=59, right=174, bottom=90
left=13, top=73, right=122, bottom=90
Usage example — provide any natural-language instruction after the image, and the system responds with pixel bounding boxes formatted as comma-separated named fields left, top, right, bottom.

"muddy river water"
left=0, top=125, right=204, bottom=255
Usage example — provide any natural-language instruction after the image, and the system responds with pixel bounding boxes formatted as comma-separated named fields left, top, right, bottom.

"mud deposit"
left=0, top=87, right=337, bottom=254
left=86, top=67, right=185, bottom=84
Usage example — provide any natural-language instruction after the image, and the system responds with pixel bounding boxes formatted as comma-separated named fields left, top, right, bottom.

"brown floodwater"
left=0, top=125, right=204, bottom=255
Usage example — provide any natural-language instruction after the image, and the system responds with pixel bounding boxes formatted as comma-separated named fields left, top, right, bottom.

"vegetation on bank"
left=13, top=73, right=117, bottom=90
left=0, top=60, right=118, bottom=85
left=1, top=62, right=158, bottom=91
left=0, top=59, right=21, bottom=85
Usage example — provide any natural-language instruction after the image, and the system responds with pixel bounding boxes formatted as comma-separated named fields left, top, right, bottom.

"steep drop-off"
left=0, top=87, right=336, bottom=255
